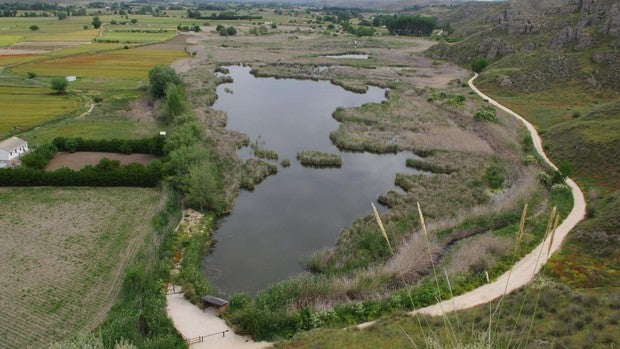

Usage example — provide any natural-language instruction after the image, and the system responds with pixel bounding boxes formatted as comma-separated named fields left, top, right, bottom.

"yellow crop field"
left=0, top=35, right=23, bottom=47
left=24, top=28, right=100, bottom=42
left=13, top=47, right=187, bottom=79
left=0, top=86, right=84, bottom=134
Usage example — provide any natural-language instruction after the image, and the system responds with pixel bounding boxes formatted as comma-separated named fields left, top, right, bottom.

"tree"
left=29, top=25, right=39, bottom=31
left=184, top=162, right=227, bottom=213
left=148, top=65, right=182, bottom=99
left=472, top=57, right=489, bottom=73
left=50, top=77, right=68, bottom=94
left=92, top=16, right=102, bottom=29
left=160, top=83, right=188, bottom=123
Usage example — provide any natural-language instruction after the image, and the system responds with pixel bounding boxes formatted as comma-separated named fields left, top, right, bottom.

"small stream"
left=203, top=66, right=428, bottom=295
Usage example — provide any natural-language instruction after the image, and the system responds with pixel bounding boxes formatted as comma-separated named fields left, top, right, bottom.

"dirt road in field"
left=412, top=74, right=587, bottom=316
left=166, top=288, right=270, bottom=349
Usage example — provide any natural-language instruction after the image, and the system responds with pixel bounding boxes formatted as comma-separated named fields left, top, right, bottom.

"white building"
left=0, top=136, right=29, bottom=161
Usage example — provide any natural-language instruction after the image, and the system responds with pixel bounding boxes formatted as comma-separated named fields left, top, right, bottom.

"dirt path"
left=413, top=74, right=586, bottom=316
left=166, top=289, right=270, bottom=349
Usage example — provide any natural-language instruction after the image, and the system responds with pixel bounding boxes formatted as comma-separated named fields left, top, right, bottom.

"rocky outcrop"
left=478, top=38, right=513, bottom=60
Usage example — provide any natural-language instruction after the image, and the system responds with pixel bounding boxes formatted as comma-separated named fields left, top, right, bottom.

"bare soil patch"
left=46, top=151, right=158, bottom=170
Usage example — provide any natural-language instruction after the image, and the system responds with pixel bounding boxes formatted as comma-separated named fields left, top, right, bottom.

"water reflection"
left=204, top=66, right=422, bottom=295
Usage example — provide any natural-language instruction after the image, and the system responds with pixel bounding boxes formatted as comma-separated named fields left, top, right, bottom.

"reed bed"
left=296, top=150, right=342, bottom=167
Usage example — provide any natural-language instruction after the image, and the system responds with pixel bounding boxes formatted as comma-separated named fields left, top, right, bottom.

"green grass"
left=0, top=86, right=85, bottom=134
left=21, top=118, right=161, bottom=147
left=277, top=279, right=619, bottom=348
left=0, top=34, right=22, bottom=47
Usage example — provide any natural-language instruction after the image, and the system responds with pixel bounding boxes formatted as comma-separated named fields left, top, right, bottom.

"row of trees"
left=0, top=159, right=162, bottom=187
left=148, top=65, right=229, bottom=214
left=383, top=15, right=437, bottom=36
left=18, top=135, right=164, bottom=171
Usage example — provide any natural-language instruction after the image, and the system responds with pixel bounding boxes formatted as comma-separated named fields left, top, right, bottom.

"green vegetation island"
left=0, top=0, right=617, bottom=348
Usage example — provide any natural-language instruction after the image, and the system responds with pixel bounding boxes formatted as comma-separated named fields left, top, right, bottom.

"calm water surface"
left=325, top=54, right=369, bottom=59
left=203, top=66, right=423, bottom=295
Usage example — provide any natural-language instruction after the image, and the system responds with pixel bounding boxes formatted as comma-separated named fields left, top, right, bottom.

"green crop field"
left=23, top=117, right=161, bottom=146
left=0, top=187, right=162, bottom=348
left=0, top=17, right=98, bottom=42
left=0, top=86, right=84, bottom=134
left=98, top=29, right=176, bottom=44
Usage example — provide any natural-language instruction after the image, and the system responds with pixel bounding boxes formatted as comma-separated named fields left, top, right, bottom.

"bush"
left=472, top=57, right=489, bottom=72
left=27, top=72, right=36, bottom=78
left=474, top=106, right=498, bottom=122
left=29, top=24, right=39, bottom=31
left=219, top=26, right=237, bottom=36
left=523, top=155, right=538, bottom=165
left=551, top=184, right=571, bottom=195
left=20, top=143, right=58, bottom=169
left=538, top=172, right=552, bottom=187
left=484, top=162, right=505, bottom=189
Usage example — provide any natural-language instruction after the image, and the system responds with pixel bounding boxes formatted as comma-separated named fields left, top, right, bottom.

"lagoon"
left=203, top=66, right=424, bottom=295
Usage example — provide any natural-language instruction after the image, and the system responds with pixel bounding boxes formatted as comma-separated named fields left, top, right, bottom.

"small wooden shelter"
left=201, top=295, right=228, bottom=314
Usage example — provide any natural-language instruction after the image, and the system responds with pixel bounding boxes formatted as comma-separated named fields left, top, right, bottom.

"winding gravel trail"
left=414, top=74, right=587, bottom=316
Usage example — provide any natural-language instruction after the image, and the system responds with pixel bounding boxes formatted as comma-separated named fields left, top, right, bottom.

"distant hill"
left=427, top=0, right=619, bottom=190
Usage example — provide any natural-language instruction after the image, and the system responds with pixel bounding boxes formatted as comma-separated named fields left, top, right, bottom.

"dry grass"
left=444, top=234, right=514, bottom=275
left=0, top=187, right=162, bottom=348
left=383, top=232, right=443, bottom=281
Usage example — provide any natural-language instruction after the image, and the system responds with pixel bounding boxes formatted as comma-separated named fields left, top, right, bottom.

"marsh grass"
left=240, top=158, right=278, bottom=190
left=296, top=150, right=342, bottom=167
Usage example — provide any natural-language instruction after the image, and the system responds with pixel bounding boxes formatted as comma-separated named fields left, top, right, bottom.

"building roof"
left=0, top=137, right=27, bottom=152
left=201, top=295, right=228, bottom=307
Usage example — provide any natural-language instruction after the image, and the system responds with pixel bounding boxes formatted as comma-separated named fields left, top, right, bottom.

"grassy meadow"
left=0, top=187, right=162, bottom=348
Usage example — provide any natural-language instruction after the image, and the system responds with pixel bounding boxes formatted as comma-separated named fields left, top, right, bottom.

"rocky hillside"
left=429, top=0, right=620, bottom=92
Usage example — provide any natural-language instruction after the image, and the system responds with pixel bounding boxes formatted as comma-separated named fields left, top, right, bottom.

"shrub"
left=474, top=106, right=498, bottom=122
left=484, top=162, right=505, bottom=189
left=538, top=172, right=552, bottom=187
left=20, top=143, right=58, bottom=169
left=551, top=184, right=571, bottom=195
left=27, top=72, right=36, bottom=78
left=472, top=57, right=488, bottom=72
left=29, top=24, right=39, bottom=31
left=523, top=155, right=538, bottom=165
left=219, top=26, right=237, bottom=36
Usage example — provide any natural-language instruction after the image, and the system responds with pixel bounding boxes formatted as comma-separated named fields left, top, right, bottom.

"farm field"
left=46, top=151, right=158, bottom=170
left=98, top=29, right=177, bottom=44
left=0, top=187, right=162, bottom=348
left=0, top=86, right=85, bottom=134
left=0, top=13, right=188, bottom=137
left=22, top=117, right=161, bottom=147
left=12, top=47, right=186, bottom=79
